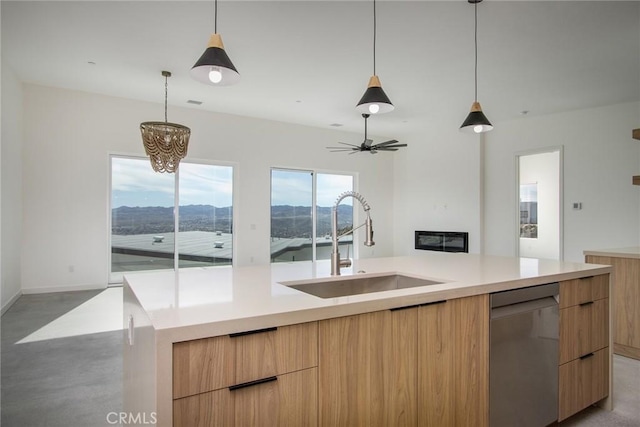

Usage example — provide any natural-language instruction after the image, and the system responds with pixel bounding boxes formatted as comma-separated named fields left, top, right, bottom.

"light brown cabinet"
left=418, top=296, right=489, bottom=427
left=318, top=307, right=418, bottom=426
left=172, top=322, right=318, bottom=426
left=558, top=274, right=610, bottom=422
left=585, top=254, right=640, bottom=360
left=318, top=294, right=489, bottom=427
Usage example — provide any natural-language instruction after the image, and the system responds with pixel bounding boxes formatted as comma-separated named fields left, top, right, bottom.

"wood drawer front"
left=173, top=322, right=317, bottom=399
left=173, top=368, right=318, bottom=427
left=235, top=321, right=318, bottom=385
left=173, top=335, right=235, bottom=399
left=234, top=367, right=318, bottom=427
left=558, top=348, right=608, bottom=422
left=559, top=298, right=609, bottom=364
left=560, top=275, right=609, bottom=309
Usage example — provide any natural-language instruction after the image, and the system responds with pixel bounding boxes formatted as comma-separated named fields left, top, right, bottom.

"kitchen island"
left=124, top=252, right=613, bottom=426
left=585, top=247, right=640, bottom=360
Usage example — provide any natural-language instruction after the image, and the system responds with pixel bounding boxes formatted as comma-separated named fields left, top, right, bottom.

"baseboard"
left=1, top=290, right=23, bottom=315
left=21, top=283, right=107, bottom=295
left=614, top=343, right=640, bottom=361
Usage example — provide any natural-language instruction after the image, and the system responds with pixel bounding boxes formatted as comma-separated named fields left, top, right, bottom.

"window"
left=110, top=156, right=234, bottom=283
left=270, top=168, right=354, bottom=263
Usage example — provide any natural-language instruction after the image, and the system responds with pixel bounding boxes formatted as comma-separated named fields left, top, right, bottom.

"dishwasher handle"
left=491, top=296, right=558, bottom=320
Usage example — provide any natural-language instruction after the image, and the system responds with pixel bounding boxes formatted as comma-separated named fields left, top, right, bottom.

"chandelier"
left=140, top=71, right=191, bottom=173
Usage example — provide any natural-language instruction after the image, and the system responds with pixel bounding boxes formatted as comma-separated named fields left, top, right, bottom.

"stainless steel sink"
left=284, top=274, right=443, bottom=299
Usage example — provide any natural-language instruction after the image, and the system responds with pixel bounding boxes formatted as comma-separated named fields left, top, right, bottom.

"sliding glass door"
left=110, top=156, right=234, bottom=283
left=270, top=168, right=354, bottom=263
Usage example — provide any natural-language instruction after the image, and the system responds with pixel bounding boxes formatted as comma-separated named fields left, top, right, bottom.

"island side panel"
left=123, top=280, right=158, bottom=425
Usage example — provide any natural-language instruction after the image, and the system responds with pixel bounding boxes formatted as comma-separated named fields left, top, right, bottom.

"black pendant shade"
left=356, top=0, right=394, bottom=115
left=460, top=101, right=493, bottom=134
left=460, top=0, right=493, bottom=134
left=191, top=34, right=240, bottom=86
left=356, top=76, right=394, bottom=114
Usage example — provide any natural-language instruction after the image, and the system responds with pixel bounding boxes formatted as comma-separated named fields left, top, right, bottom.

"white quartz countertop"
left=124, top=253, right=611, bottom=343
left=584, top=247, right=640, bottom=259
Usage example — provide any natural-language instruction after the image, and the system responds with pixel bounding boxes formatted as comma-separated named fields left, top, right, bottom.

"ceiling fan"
left=327, top=114, right=407, bottom=154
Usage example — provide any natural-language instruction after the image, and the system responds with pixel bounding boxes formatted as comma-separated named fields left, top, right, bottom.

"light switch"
left=572, top=202, right=582, bottom=210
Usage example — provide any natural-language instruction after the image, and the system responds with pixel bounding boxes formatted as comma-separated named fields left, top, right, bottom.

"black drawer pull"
left=579, top=276, right=594, bottom=280
left=229, top=327, right=277, bottom=338
left=580, top=353, right=595, bottom=360
left=390, top=303, right=422, bottom=312
left=579, top=301, right=594, bottom=307
left=421, top=300, right=447, bottom=307
left=229, top=376, right=278, bottom=391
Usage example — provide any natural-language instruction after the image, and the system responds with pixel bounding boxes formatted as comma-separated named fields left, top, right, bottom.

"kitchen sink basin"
left=284, top=274, right=443, bottom=299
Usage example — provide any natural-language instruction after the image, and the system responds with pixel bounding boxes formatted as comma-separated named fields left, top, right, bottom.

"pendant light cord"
left=214, top=0, right=218, bottom=33
left=164, top=74, right=168, bottom=123
left=474, top=1, right=478, bottom=102
left=373, top=0, right=377, bottom=76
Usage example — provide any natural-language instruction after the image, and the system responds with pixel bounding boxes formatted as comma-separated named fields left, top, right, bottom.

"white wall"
left=485, top=102, right=640, bottom=262
left=518, top=150, right=560, bottom=260
left=21, top=84, right=395, bottom=292
left=1, top=63, right=23, bottom=311
left=392, top=118, right=482, bottom=256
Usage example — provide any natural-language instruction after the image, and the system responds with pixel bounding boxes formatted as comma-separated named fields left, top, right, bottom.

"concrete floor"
left=1, top=288, right=639, bottom=426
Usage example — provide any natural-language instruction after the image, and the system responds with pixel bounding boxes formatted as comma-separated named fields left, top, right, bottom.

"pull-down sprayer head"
left=364, top=214, right=374, bottom=247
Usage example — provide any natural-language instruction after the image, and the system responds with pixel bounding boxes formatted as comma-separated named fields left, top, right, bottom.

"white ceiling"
left=2, top=1, right=639, bottom=138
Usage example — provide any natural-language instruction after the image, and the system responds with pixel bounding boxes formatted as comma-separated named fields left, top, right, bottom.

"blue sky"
left=112, top=158, right=353, bottom=208
left=111, top=158, right=233, bottom=208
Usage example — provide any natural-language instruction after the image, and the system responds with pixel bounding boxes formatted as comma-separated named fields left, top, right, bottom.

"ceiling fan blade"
left=376, top=144, right=407, bottom=148
left=375, top=148, right=398, bottom=151
left=348, top=150, right=360, bottom=155
left=328, top=149, right=356, bottom=152
left=375, top=139, right=399, bottom=147
left=338, top=141, right=361, bottom=148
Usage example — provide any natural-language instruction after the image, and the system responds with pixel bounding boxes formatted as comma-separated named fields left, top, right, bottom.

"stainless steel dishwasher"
left=490, top=283, right=559, bottom=427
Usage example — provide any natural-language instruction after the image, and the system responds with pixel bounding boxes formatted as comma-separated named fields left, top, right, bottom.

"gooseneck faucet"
left=331, top=191, right=375, bottom=276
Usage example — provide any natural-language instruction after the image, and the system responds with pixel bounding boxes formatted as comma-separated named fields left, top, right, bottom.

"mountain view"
left=112, top=204, right=353, bottom=237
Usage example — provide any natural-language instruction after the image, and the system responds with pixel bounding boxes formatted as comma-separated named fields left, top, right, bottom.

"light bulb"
left=369, top=104, right=380, bottom=114
left=208, top=68, right=222, bottom=84
left=474, top=125, right=483, bottom=133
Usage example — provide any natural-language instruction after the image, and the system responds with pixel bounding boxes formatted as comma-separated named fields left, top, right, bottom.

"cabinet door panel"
left=319, top=313, right=372, bottom=427
left=370, top=308, right=418, bottom=427
left=453, top=295, right=489, bottom=427
left=418, top=301, right=454, bottom=427
left=234, top=368, right=318, bottom=427
left=418, top=295, right=489, bottom=427
left=319, top=309, right=417, bottom=427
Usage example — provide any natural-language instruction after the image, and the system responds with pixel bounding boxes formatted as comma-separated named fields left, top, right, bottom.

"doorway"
left=516, top=148, right=563, bottom=260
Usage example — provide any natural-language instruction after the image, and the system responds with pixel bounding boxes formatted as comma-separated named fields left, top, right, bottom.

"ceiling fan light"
left=356, top=76, right=394, bottom=114
left=191, top=34, right=240, bottom=86
left=460, top=101, right=493, bottom=133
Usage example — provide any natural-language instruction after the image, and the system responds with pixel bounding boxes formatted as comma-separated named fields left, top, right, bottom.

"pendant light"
left=140, top=71, right=191, bottom=173
left=191, top=0, right=240, bottom=86
left=460, top=0, right=493, bottom=134
left=356, top=0, right=394, bottom=115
